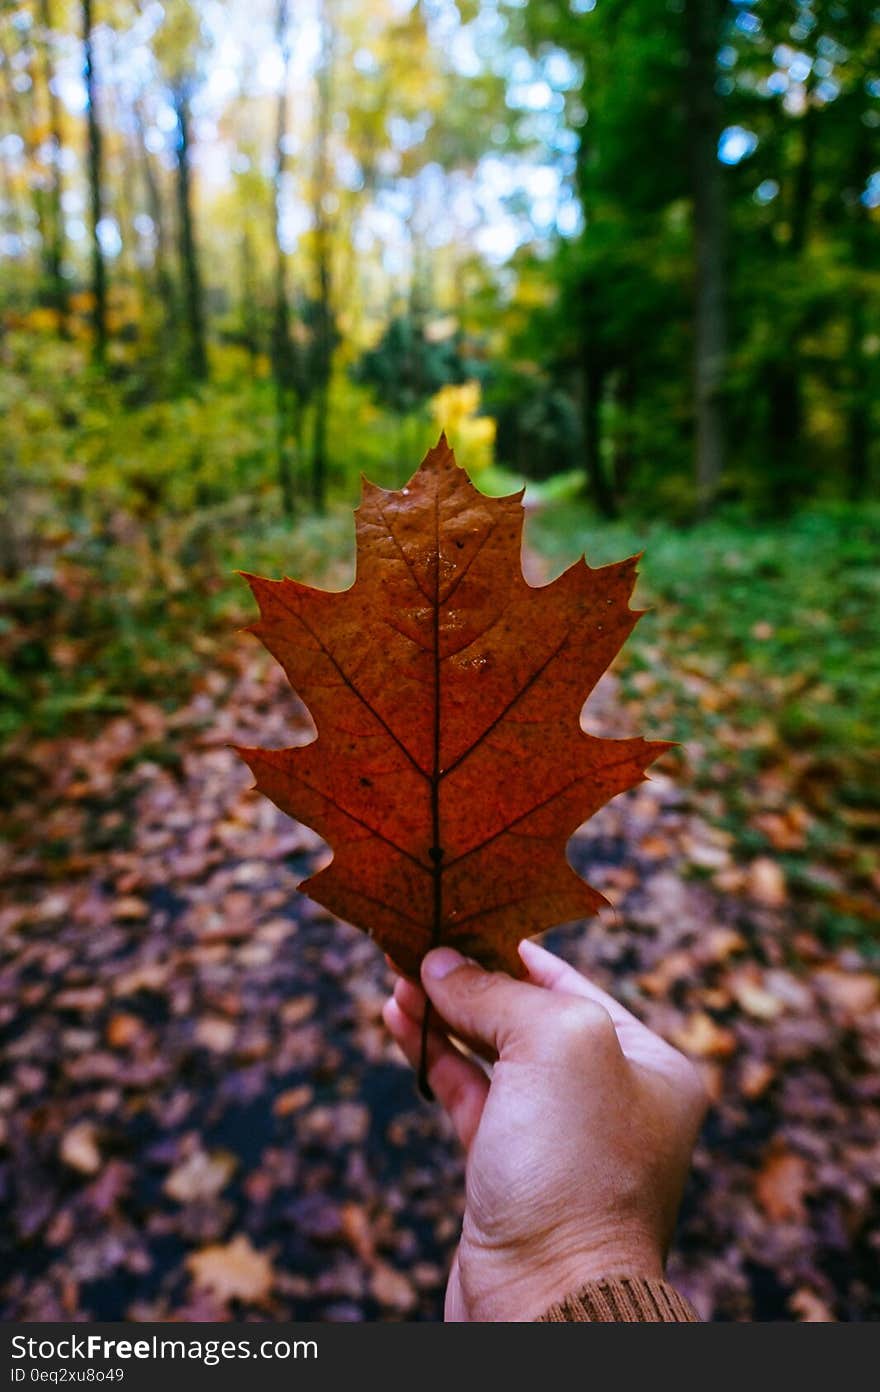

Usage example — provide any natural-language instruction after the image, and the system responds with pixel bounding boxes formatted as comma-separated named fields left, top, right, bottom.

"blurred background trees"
left=1, top=0, right=876, bottom=519
left=0, top=0, right=877, bottom=735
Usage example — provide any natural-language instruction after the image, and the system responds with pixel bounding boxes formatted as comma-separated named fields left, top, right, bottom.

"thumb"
left=421, top=946, right=611, bottom=1063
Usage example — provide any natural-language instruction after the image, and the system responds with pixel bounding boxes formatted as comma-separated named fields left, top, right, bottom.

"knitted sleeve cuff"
left=536, top=1275, right=700, bottom=1323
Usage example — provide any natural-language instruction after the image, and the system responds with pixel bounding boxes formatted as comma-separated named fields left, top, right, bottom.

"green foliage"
left=528, top=500, right=880, bottom=754
left=352, top=314, right=477, bottom=417
left=496, top=0, right=879, bottom=511
left=0, top=324, right=450, bottom=740
left=527, top=497, right=879, bottom=943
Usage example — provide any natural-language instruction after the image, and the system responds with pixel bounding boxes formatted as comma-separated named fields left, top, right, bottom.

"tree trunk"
left=81, top=0, right=107, bottom=364
left=768, top=101, right=816, bottom=511
left=684, top=0, right=726, bottom=515
left=846, top=87, right=873, bottom=498
left=310, top=0, right=335, bottom=513
left=111, top=92, right=140, bottom=295
left=39, top=0, right=67, bottom=331
left=272, top=0, right=294, bottom=516
left=173, top=87, right=207, bottom=382
left=766, top=363, right=803, bottom=507
left=847, top=298, right=870, bottom=502
left=311, top=370, right=329, bottom=512
left=582, top=354, right=616, bottom=518
left=134, top=99, right=175, bottom=337
left=612, top=368, right=637, bottom=501
left=2, top=46, right=49, bottom=295
left=240, top=227, right=260, bottom=364
left=0, top=65, right=26, bottom=296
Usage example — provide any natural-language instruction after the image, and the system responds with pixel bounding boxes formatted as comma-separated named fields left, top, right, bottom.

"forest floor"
left=1, top=513, right=878, bottom=1321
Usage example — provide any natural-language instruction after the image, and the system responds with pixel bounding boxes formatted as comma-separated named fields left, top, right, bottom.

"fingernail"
left=423, top=947, right=465, bottom=981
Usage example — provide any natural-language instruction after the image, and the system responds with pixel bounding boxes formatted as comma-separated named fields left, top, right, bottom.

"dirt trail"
left=1, top=638, right=877, bottom=1320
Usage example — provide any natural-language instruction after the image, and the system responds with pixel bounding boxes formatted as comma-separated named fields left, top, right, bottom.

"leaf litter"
left=0, top=465, right=877, bottom=1321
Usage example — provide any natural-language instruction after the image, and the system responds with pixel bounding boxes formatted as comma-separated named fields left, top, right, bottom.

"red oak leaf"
left=236, top=436, right=669, bottom=978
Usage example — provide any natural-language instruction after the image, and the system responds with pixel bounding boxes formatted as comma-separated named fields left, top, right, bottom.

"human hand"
left=383, top=939, right=707, bottom=1322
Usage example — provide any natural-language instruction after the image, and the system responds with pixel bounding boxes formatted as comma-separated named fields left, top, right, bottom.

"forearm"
left=537, top=1275, right=700, bottom=1322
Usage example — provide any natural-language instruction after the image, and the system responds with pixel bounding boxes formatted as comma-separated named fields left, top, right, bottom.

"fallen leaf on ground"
left=739, top=1058, right=776, bottom=1100
left=369, top=1260, right=417, bottom=1313
left=195, top=1017, right=237, bottom=1053
left=753, top=809, right=809, bottom=851
left=273, top=1086, right=314, bottom=1117
left=789, top=1288, right=835, bottom=1322
left=672, top=1012, right=738, bottom=1059
left=727, top=967, right=784, bottom=1021
left=340, top=1202, right=375, bottom=1263
left=106, top=1013, right=143, bottom=1049
left=187, top=1235, right=275, bottom=1304
left=165, top=1149, right=236, bottom=1203
left=113, top=896, right=150, bottom=921
left=747, top=856, right=787, bottom=907
left=814, top=969, right=878, bottom=1020
left=755, top=1148, right=810, bottom=1223
left=60, top=1122, right=101, bottom=1176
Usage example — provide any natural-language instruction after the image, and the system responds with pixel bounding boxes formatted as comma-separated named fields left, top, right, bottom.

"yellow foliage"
left=513, top=275, right=557, bottom=310
left=429, top=381, right=495, bottom=474
left=23, top=308, right=62, bottom=335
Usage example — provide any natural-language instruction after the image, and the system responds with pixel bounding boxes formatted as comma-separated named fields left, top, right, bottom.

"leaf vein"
left=444, top=748, right=649, bottom=869
left=441, top=632, right=569, bottom=776
left=271, top=588, right=430, bottom=781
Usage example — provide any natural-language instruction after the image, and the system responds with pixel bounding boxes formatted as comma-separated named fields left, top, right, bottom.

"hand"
left=383, top=939, right=707, bottom=1322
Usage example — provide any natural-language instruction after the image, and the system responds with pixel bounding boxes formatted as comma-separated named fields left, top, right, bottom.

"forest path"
left=1, top=612, right=877, bottom=1321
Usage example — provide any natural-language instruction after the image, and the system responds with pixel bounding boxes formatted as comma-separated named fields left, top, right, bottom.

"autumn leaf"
left=60, top=1121, right=102, bottom=1176
left=186, top=1234, right=275, bottom=1305
left=755, top=1146, right=811, bottom=1224
left=235, top=437, right=669, bottom=979
left=164, top=1148, right=237, bottom=1203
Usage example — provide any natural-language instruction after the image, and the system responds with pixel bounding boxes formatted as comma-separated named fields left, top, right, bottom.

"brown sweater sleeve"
left=537, top=1276, right=700, bottom=1322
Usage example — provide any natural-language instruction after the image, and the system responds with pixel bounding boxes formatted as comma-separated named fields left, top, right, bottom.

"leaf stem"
left=419, top=473, right=443, bottom=1103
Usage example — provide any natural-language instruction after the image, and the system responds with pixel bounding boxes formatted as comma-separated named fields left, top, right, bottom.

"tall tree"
left=841, top=1, right=877, bottom=500
left=172, top=83, right=207, bottom=380
left=684, top=0, right=727, bottom=514
left=310, top=0, right=335, bottom=512
left=0, top=22, right=44, bottom=295
left=512, top=0, right=695, bottom=512
left=766, top=92, right=817, bottom=510
left=155, top=0, right=208, bottom=382
left=82, top=0, right=108, bottom=363
left=271, top=0, right=295, bottom=515
left=133, top=98, right=175, bottom=337
left=38, top=0, right=67, bottom=330
left=846, top=116, right=873, bottom=500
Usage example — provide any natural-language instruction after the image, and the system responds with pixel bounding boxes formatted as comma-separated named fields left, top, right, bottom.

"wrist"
left=457, top=1220, right=665, bottom=1322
